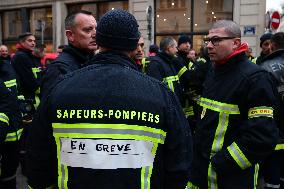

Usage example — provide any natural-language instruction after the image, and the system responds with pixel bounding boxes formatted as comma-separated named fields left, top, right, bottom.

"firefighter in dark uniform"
left=40, top=10, right=97, bottom=99
left=0, top=59, right=22, bottom=188
left=187, top=20, right=279, bottom=189
left=173, top=35, right=199, bottom=132
left=11, top=32, right=41, bottom=115
left=146, top=37, right=184, bottom=105
left=259, top=32, right=284, bottom=189
left=27, top=9, right=192, bottom=189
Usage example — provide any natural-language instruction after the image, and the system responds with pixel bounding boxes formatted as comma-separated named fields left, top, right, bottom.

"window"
left=2, top=10, right=22, bottom=39
left=68, top=1, right=128, bottom=20
left=156, top=0, right=191, bottom=34
left=30, top=8, right=53, bottom=40
left=155, top=0, right=234, bottom=51
left=194, top=0, right=233, bottom=32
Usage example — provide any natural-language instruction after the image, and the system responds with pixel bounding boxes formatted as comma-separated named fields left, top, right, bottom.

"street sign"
left=271, top=11, right=281, bottom=30
left=244, top=26, right=256, bottom=36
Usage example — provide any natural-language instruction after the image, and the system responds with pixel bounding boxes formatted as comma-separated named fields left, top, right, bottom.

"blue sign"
left=244, top=26, right=256, bottom=36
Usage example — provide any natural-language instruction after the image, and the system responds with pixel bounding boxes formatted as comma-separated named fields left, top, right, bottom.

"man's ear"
left=233, top=38, right=241, bottom=49
left=65, top=30, right=74, bottom=42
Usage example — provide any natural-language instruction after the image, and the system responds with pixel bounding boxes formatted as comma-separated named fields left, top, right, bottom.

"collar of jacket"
left=213, top=52, right=248, bottom=74
left=177, top=50, right=188, bottom=60
left=64, top=44, right=94, bottom=64
left=0, top=55, right=11, bottom=61
left=90, top=51, right=139, bottom=71
left=157, top=52, right=174, bottom=64
left=16, top=43, right=33, bottom=53
left=262, top=49, right=284, bottom=62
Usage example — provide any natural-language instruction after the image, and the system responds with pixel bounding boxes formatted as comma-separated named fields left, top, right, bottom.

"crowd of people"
left=0, top=8, right=283, bottom=189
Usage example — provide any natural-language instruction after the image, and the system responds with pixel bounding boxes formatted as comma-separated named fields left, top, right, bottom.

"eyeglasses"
left=204, top=36, right=237, bottom=46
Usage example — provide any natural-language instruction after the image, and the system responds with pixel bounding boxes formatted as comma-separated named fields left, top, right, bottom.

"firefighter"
left=27, top=9, right=192, bottom=189
left=11, top=32, right=41, bottom=114
left=0, top=59, right=22, bottom=188
left=187, top=20, right=279, bottom=189
left=40, top=10, right=97, bottom=99
left=258, top=32, right=284, bottom=189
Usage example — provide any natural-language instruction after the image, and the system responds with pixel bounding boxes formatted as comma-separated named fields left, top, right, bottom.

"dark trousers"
left=260, top=151, right=282, bottom=189
left=0, top=142, right=19, bottom=189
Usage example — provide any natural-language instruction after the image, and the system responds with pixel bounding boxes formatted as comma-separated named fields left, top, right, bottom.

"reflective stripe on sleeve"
left=275, top=144, right=284, bottom=150
left=186, top=181, right=200, bottom=189
left=0, top=113, right=9, bottom=125
left=162, top=75, right=179, bottom=92
left=248, top=106, right=273, bottom=119
left=178, top=66, right=187, bottom=78
left=5, top=128, right=23, bottom=142
left=4, top=79, right=17, bottom=88
left=227, top=142, right=252, bottom=169
left=199, top=97, right=240, bottom=114
left=32, top=67, right=41, bottom=78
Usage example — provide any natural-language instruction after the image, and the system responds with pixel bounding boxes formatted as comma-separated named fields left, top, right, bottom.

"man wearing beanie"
left=27, top=9, right=192, bottom=189
left=256, top=32, right=272, bottom=65
left=174, top=35, right=199, bottom=132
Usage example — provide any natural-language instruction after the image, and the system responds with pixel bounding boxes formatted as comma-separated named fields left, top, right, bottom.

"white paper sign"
left=60, top=138, right=155, bottom=169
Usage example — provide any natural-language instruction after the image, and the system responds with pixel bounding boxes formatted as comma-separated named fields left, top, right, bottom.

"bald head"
left=0, top=45, right=9, bottom=58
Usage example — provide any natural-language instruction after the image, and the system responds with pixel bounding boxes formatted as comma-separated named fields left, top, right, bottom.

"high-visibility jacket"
left=187, top=52, right=279, bottom=189
left=147, top=52, right=186, bottom=106
left=0, top=77, right=22, bottom=184
left=27, top=51, right=192, bottom=189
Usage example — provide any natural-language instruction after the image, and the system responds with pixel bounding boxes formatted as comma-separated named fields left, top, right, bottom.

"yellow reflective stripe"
left=141, top=58, right=150, bottom=73
left=151, top=143, right=159, bottom=155
left=275, top=144, right=284, bottom=150
left=211, top=113, right=229, bottom=156
left=248, top=106, right=273, bottom=119
left=141, top=166, right=153, bottom=189
left=197, top=57, right=206, bottom=63
left=252, top=57, right=257, bottom=64
left=227, top=142, right=252, bottom=169
left=254, top=164, right=259, bottom=189
left=208, top=163, right=218, bottom=189
left=17, top=95, right=25, bottom=100
left=200, top=98, right=240, bottom=114
left=32, top=67, right=41, bottom=78
left=186, top=181, right=200, bottom=189
left=178, top=66, right=187, bottom=78
left=55, top=137, right=68, bottom=189
left=4, top=79, right=17, bottom=88
left=0, top=113, right=9, bottom=125
left=162, top=75, right=179, bottom=92
left=53, top=123, right=166, bottom=137
left=187, top=61, right=194, bottom=70
left=5, top=128, right=23, bottom=142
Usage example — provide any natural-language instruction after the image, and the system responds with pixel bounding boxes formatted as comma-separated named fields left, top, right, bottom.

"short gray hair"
left=211, top=20, right=241, bottom=38
left=65, top=10, right=93, bottom=30
left=160, top=37, right=176, bottom=52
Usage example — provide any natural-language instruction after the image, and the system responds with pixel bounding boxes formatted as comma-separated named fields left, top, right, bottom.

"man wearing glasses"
left=187, top=20, right=279, bottom=189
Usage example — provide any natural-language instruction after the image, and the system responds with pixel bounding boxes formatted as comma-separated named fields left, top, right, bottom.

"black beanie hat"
left=260, top=33, right=273, bottom=47
left=178, top=35, right=191, bottom=47
left=96, top=9, right=140, bottom=51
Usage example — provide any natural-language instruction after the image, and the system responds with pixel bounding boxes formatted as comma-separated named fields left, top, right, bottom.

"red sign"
left=271, top=11, right=281, bottom=30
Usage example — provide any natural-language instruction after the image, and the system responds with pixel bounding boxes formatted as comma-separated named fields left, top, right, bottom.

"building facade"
left=0, top=0, right=265, bottom=56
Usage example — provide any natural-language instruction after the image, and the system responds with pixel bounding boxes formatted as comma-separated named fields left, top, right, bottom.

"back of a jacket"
left=27, top=52, right=192, bottom=189
left=260, top=49, right=284, bottom=140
